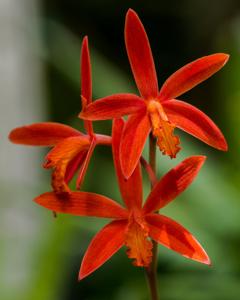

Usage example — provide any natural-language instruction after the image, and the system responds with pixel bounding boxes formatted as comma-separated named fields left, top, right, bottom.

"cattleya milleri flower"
left=34, top=119, right=210, bottom=279
left=9, top=37, right=111, bottom=193
left=80, top=9, right=228, bottom=178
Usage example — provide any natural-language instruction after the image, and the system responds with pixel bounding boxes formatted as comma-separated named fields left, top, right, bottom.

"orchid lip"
left=146, top=100, right=181, bottom=158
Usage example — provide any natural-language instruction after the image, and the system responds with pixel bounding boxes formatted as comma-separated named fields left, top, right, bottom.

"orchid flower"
left=9, top=37, right=111, bottom=193
left=34, top=118, right=210, bottom=279
left=80, top=9, right=228, bottom=179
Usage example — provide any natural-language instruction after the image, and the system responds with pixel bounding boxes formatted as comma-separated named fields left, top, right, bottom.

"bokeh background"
left=1, top=0, right=240, bottom=299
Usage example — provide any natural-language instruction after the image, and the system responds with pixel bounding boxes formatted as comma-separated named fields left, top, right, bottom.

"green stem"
left=145, top=133, right=159, bottom=300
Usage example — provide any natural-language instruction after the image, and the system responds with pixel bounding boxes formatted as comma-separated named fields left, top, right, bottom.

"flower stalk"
left=145, top=133, right=159, bottom=300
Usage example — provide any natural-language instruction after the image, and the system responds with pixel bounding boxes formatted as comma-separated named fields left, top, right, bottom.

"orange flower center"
left=147, top=100, right=180, bottom=158
left=125, top=212, right=152, bottom=267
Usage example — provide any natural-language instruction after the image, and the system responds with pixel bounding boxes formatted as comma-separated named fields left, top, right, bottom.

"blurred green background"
left=1, top=0, right=240, bottom=299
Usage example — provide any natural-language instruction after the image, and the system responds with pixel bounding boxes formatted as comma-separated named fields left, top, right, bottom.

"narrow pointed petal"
left=81, top=36, right=92, bottom=104
left=162, top=99, right=228, bottom=151
left=112, top=119, right=143, bottom=210
left=146, top=214, right=211, bottom=265
left=76, top=138, right=96, bottom=189
left=79, top=220, right=127, bottom=280
left=80, top=94, right=145, bottom=120
left=159, top=53, right=229, bottom=101
left=34, top=192, right=128, bottom=219
left=81, top=36, right=94, bottom=135
left=143, top=156, right=206, bottom=214
left=125, top=9, right=158, bottom=99
left=65, top=150, right=87, bottom=184
left=9, top=122, right=82, bottom=146
left=120, top=112, right=151, bottom=179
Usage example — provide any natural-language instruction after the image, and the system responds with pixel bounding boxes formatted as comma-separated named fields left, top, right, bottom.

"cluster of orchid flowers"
left=9, top=9, right=228, bottom=281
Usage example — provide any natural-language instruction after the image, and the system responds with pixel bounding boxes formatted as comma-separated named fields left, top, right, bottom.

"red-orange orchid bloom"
left=9, top=37, right=111, bottom=193
left=80, top=9, right=228, bottom=179
left=34, top=118, right=210, bottom=279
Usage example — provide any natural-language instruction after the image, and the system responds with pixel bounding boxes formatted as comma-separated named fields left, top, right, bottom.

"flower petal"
left=81, top=36, right=92, bottom=105
left=80, top=94, right=145, bottom=120
left=146, top=214, right=211, bottom=265
left=79, top=220, right=127, bottom=279
left=162, top=99, right=228, bottom=151
left=120, top=112, right=151, bottom=179
left=43, top=136, right=90, bottom=168
left=81, top=36, right=93, bottom=135
left=65, top=150, right=88, bottom=184
left=140, top=157, right=158, bottom=188
left=43, top=136, right=90, bottom=193
left=143, top=156, right=206, bottom=214
left=76, top=138, right=96, bottom=189
left=9, top=122, right=82, bottom=146
left=159, top=53, right=229, bottom=101
left=112, top=119, right=143, bottom=210
left=125, top=9, right=158, bottom=99
left=34, top=192, right=128, bottom=219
